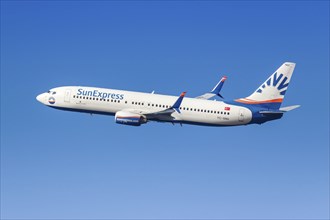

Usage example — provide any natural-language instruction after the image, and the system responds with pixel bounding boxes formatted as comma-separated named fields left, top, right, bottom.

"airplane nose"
left=36, top=93, right=45, bottom=103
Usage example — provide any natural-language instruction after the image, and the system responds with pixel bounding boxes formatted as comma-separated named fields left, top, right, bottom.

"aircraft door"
left=238, top=108, right=245, bottom=122
left=64, top=89, right=71, bottom=103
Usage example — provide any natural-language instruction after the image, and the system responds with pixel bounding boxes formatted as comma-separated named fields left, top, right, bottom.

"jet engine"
left=115, top=111, right=147, bottom=126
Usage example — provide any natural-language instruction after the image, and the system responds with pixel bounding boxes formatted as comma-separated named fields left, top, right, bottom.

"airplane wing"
left=121, top=92, right=187, bottom=121
left=144, top=92, right=186, bottom=119
left=196, top=76, right=227, bottom=100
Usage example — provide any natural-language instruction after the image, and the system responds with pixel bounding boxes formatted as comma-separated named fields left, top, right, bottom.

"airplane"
left=36, top=62, right=300, bottom=127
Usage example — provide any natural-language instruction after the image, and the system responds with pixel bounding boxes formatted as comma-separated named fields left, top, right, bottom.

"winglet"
left=196, top=76, right=227, bottom=100
left=211, top=76, right=227, bottom=98
left=172, top=92, right=186, bottom=113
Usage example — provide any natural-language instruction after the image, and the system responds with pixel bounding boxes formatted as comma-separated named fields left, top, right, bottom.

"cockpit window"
left=47, top=90, right=56, bottom=95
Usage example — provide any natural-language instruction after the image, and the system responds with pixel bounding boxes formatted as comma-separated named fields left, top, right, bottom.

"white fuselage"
left=36, top=86, right=253, bottom=126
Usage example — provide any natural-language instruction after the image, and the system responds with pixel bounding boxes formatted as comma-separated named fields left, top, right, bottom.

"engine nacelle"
left=115, top=111, right=147, bottom=126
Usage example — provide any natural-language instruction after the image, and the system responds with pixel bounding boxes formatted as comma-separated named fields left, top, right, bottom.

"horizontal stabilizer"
left=260, top=105, right=300, bottom=116
left=279, top=105, right=300, bottom=112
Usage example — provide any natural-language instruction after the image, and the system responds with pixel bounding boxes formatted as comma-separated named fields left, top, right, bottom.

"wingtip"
left=180, top=92, right=187, bottom=97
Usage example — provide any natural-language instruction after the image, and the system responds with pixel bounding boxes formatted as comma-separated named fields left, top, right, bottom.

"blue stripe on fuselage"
left=224, top=100, right=283, bottom=124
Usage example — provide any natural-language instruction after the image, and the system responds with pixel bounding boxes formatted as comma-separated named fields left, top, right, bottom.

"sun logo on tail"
left=256, top=72, right=289, bottom=96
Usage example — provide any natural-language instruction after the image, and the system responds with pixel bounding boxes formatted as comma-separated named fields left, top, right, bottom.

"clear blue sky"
left=1, top=1, right=329, bottom=219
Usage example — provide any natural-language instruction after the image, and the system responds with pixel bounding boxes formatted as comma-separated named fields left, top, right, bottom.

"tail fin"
left=236, top=62, right=296, bottom=109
